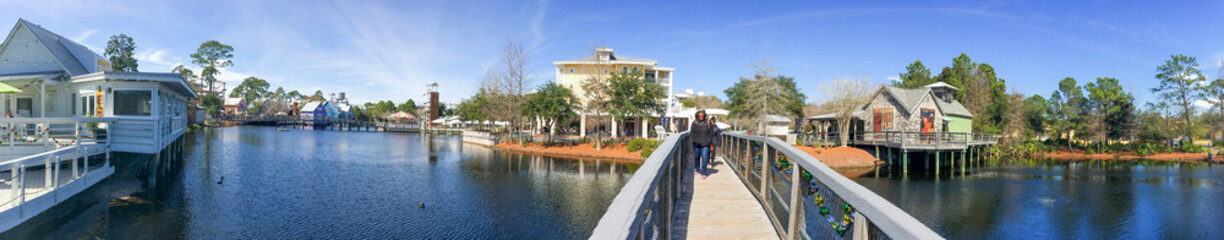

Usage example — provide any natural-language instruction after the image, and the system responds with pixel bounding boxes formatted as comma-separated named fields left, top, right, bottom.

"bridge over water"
left=591, top=132, right=943, bottom=239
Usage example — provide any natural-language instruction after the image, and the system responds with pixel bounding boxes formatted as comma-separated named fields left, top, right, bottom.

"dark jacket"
left=690, top=118, right=717, bottom=146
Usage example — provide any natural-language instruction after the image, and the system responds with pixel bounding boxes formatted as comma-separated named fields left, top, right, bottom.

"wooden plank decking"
left=672, top=156, right=779, bottom=240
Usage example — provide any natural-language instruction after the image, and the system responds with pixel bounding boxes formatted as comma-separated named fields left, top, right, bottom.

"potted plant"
left=84, top=116, right=106, bottom=140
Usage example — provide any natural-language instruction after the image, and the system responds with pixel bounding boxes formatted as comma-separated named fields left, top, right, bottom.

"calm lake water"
left=853, top=160, right=1224, bottom=239
left=13, top=126, right=635, bottom=239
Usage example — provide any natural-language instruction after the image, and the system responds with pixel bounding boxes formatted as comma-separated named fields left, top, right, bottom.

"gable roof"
left=869, top=85, right=930, bottom=114
left=864, top=85, right=975, bottom=118
left=301, top=101, right=333, bottom=112
left=935, top=100, right=972, bottom=117
left=224, top=98, right=244, bottom=106
left=3, top=19, right=100, bottom=76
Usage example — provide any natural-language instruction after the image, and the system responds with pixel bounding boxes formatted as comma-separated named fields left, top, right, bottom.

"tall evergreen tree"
left=1023, top=95, right=1050, bottom=137
left=895, top=60, right=933, bottom=88
left=104, top=34, right=138, bottom=72
left=1050, top=77, right=1085, bottom=152
left=1153, top=54, right=1206, bottom=139
left=191, top=40, right=234, bottom=116
left=1085, top=77, right=1134, bottom=144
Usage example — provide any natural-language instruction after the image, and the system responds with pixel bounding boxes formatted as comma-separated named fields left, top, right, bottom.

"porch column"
left=611, top=117, right=618, bottom=138
left=641, top=116, right=648, bottom=138
left=579, top=114, right=586, bottom=137
left=665, top=71, right=674, bottom=118
left=39, top=79, right=45, bottom=118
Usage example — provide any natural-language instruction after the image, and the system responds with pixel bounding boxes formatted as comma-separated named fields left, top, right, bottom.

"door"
left=920, top=108, right=935, bottom=132
left=872, top=108, right=882, bottom=132
left=920, top=108, right=935, bottom=142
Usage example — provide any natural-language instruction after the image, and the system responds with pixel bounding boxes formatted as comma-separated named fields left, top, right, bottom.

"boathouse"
left=298, top=101, right=336, bottom=123
left=808, top=82, right=973, bottom=136
left=0, top=19, right=195, bottom=231
left=860, top=82, right=972, bottom=133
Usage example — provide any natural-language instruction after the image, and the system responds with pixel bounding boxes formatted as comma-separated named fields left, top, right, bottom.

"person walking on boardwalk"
left=690, top=110, right=717, bottom=179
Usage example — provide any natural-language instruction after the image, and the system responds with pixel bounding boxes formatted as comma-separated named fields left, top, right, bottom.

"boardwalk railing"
left=592, top=131, right=942, bottom=239
left=590, top=132, right=690, bottom=239
left=719, top=133, right=942, bottom=239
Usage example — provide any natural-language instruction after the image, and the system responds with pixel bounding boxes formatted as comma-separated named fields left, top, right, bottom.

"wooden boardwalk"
left=673, top=156, right=779, bottom=240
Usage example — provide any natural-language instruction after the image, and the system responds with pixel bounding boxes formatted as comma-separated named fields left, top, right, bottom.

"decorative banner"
left=95, top=86, right=104, bottom=117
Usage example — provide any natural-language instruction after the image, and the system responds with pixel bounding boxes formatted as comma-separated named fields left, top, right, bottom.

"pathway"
left=672, top=156, right=778, bottom=239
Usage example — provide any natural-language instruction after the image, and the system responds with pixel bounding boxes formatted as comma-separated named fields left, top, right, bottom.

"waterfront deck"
left=0, top=146, right=113, bottom=232
left=803, top=131, right=998, bottom=151
left=673, top=156, right=777, bottom=239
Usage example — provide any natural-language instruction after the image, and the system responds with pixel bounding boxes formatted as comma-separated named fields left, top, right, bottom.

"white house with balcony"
left=0, top=19, right=195, bottom=232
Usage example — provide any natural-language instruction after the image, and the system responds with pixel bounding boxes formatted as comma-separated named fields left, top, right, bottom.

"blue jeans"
left=693, top=144, right=710, bottom=175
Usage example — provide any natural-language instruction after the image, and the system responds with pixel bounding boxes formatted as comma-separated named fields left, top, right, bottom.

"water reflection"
left=852, top=161, right=1224, bottom=239
left=11, top=126, right=635, bottom=239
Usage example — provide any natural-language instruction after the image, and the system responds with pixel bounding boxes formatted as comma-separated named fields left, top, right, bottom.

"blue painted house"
left=299, top=101, right=336, bottom=125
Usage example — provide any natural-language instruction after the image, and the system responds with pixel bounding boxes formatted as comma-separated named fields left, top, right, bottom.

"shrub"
left=1133, top=142, right=1156, bottom=156
left=1178, top=140, right=1205, bottom=153
left=627, top=138, right=649, bottom=152
left=639, top=139, right=662, bottom=158
left=1106, top=142, right=1125, bottom=153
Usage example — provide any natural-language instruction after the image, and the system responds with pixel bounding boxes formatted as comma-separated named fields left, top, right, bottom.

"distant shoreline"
left=1036, top=151, right=1222, bottom=164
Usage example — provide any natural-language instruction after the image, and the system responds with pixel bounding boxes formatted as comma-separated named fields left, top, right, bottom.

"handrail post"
left=786, top=155, right=801, bottom=239
left=19, top=165, right=26, bottom=213
left=54, top=155, right=60, bottom=201
left=45, top=156, right=51, bottom=186
left=84, top=146, right=90, bottom=182
left=759, top=139, right=769, bottom=195
left=73, top=146, right=79, bottom=179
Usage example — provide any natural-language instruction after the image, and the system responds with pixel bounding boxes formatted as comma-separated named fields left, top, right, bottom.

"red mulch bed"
left=792, top=146, right=882, bottom=168
left=493, top=142, right=644, bottom=162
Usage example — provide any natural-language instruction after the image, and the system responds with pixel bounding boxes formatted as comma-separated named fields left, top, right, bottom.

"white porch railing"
left=0, top=143, right=114, bottom=232
left=1, top=117, right=116, bottom=151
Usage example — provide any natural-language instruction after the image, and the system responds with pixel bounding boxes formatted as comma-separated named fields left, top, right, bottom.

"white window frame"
left=108, top=86, right=159, bottom=119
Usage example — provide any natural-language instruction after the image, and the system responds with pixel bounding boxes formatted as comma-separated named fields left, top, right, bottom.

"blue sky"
left=2, top=0, right=1222, bottom=107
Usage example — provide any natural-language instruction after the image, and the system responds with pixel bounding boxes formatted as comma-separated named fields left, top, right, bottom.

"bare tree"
left=964, top=65, right=992, bottom=119
left=481, top=39, right=535, bottom=138
left=580, top=45, right=614, bottom=149
left=819, top=77, right=874, bottom=146
left=739, top=60, right=788, bottom=134
left=1002, top=90, right=1028, bottom=145
left=684, top=95, right=723, bottom=109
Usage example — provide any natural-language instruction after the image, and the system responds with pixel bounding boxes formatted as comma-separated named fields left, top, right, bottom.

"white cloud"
left=134, top=48, right=173, bottom=66
left=73, top=29, right=96, bottom=43
left=886, top=76, right=900, bottom=82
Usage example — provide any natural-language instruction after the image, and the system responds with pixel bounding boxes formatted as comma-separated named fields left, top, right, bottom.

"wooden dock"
left=673, top=156, right=779, bottom=239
